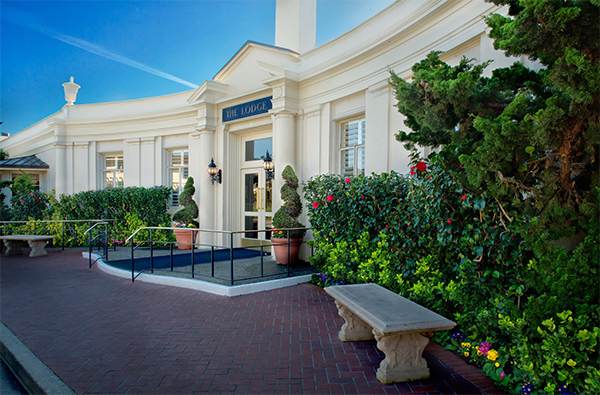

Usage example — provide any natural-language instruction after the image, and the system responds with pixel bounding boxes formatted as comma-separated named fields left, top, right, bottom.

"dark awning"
left=0, top=155, right=49, bottom=169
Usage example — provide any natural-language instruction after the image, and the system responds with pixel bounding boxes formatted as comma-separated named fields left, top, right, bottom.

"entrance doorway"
left=242, top=169, right=272, bottom=242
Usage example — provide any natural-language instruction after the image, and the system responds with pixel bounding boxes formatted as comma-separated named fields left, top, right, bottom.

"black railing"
left=124, top=227, right=314, bottom=285
left=85, top=222, right=110, bottom=267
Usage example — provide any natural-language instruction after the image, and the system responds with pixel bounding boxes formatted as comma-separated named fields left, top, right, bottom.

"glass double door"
left=242, top=169, right=272, bottom=240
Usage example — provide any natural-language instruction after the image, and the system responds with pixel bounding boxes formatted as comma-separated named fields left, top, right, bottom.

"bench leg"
left=3, top=240, right=23, bottom=256
left=373, top=329, right=430, bottom=384
left=27, top=240, right=48, bottom=257
left=335, top=300, right=374, bottom=341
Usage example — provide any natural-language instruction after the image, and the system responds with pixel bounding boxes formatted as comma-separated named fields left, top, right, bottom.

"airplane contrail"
left=2, top=5, right=199, bottom=89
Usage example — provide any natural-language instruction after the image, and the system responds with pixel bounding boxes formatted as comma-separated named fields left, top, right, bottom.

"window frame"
left=339, top=117, right=366, bottom=177
left=167, top=149, right=189, bottom=207
left=102, top=154, right=124, bottom=189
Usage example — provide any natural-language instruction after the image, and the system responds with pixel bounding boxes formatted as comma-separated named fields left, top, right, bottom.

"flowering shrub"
left=304, top=152, right=599, bottom=394
left=10, top=190, right=49, bottom=221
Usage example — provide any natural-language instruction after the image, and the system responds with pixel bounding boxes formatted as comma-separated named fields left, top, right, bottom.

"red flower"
left=345, top=178, right=351, bottom=184
left=19, top=199, right=23, bottom=203
left=312, top=202, right=319, bottom=209
left=361, top=196, right=365, bottom=200
left=427, top=177, right=432, bottom=180
left=459, top=165, right=463, bottom=168
left=416, top=161, right=427, bottom=172
left=410, top=166, right=416, bottom=176
left=385, top=225, right=389, bottom=229
left=326, top=195, right=334, bottom=202
left=447, top=219, right=452, bottom=224
left=462, top=195, right=467, bottom=200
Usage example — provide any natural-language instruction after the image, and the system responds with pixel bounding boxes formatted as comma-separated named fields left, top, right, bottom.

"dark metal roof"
left=0, top=155, right=49, bottom=169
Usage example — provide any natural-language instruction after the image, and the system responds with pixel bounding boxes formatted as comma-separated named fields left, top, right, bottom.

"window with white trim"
left=102, top=155, right=124, bottom=189
left=340, top=118, right=366, bottom=177
left=168, top=149, right=189, bottom=206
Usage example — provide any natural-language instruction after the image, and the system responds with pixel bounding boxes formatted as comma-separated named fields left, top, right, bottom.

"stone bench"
left=0, top=235, right=55, bottom=257
left=325, top=283, right=456, bottom=384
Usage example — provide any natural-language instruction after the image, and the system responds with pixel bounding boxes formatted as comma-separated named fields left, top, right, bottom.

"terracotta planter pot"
left=173, top=229, right=198, bottom=250
left=271, top=237, right=303, bottom=265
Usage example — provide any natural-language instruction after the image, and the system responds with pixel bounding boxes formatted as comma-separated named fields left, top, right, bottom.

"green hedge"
left=47, top=186, right=174, bottom=245
left=304, top=155, right=599, bottom=394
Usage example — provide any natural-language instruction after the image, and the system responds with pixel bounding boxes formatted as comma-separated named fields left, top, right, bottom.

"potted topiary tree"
left=271, top=165, right=306, bottom=265
left=172, top=177, right=199, bottom=250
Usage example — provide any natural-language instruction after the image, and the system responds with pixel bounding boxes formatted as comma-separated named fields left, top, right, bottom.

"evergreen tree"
left=391, top=0, right=599, bottom=241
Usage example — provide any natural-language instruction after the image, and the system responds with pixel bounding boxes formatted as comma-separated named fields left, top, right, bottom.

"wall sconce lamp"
left=262, top=150, right=275, bottom=182
left=207, top=158, right=222, bottom=184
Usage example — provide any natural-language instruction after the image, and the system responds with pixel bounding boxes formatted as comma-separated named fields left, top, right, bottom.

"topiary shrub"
left=172, top=177, right=199, bottom=228
left=272, top=165, right=305, bottom=239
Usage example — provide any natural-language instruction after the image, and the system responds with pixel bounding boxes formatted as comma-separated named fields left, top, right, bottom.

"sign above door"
left=222, top=96, right=273, bottom=122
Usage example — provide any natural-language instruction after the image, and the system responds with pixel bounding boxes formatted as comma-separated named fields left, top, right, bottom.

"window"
left=103, top=155, right=124, bottom=189
left=168, top=150, right=189, bottom=206
left=340, top=118, right=365, bottom=177
left=245, top=138, right=272, bottom=162
left=11, top=173, right=40, bottom=191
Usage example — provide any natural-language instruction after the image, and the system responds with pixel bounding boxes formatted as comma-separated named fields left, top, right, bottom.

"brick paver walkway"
left=0, top=251, right=506, bottom=394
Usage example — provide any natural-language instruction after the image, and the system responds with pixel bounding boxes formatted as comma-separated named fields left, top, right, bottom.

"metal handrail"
left=84, top=221, right=109, bottom=234
left=124, top=226, right=313, bottom=285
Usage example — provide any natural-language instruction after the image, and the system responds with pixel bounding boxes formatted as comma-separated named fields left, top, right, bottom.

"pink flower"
left=447, top=219, right=452, bottom=224
left=312, top=202, right=319, bottom=209
left=416, top=161, right=427, bottom=172
left=326, top=195, right=334, bottom=202
left=345, top=178, right=351, bottom=184
left=500, top=372, right=505, bottom=379
left=462, top=195, right=467, bottom=200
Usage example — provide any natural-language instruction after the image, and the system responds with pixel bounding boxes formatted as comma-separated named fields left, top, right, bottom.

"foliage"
left=50, top=186, right=172, bottom=245
left=389, top=0, right=599, bottom=244
left=172, top=177, right=199, bottom=228
left=378, top=3, right=600, bottom=391
left=273, top=165, right=306, bottom=239
left=304, top=155, right=599, bottom=394
left=9, top=174, right=49, bottom=221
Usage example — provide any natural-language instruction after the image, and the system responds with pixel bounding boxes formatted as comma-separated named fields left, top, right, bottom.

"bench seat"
left=325, top=283, right=455, bottom=384
left=0, top=235, right=55, bottom=257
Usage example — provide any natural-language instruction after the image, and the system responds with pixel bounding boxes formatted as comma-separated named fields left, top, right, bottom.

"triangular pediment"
left=212, top=41, right=300, bottom=97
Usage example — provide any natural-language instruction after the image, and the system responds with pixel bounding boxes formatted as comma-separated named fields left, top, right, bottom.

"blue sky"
left=1, top=0, right=394, bottom=136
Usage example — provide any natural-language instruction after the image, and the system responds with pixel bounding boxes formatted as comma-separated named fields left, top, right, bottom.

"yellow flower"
left=461, top=342, right=472, bottom=349
left=464, top=352, right=469, bottom=357
left=495, top=362, right=500, bottom=367
left=487, top=349, right=499, bottom=361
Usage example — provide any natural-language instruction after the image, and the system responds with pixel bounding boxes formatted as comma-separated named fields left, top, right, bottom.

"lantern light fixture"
left=262, top=150, right=275, bottom=182
left=207, top=158, right=222, bottom=184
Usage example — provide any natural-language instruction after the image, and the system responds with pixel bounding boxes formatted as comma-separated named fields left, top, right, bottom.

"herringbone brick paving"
left=0, top=251, right=507, bottom=394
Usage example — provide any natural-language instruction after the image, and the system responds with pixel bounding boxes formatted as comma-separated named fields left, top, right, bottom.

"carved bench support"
left=28, top=240, right=49, bottom=257
left=373, top=328, right=430, bottom=383
left=2, top=240, right=23, bottom=256
left=335, top=300, right=374, bottom=341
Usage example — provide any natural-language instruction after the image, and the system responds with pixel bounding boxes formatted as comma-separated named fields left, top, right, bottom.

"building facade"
left=0, top=0, right=538, bottom=247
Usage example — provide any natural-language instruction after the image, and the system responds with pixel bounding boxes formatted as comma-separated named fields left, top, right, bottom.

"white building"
left=0, top=0, right=537, bottom=246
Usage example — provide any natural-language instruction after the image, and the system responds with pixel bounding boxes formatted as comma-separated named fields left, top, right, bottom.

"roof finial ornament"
left=62, top=76, right=81, bottom=105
